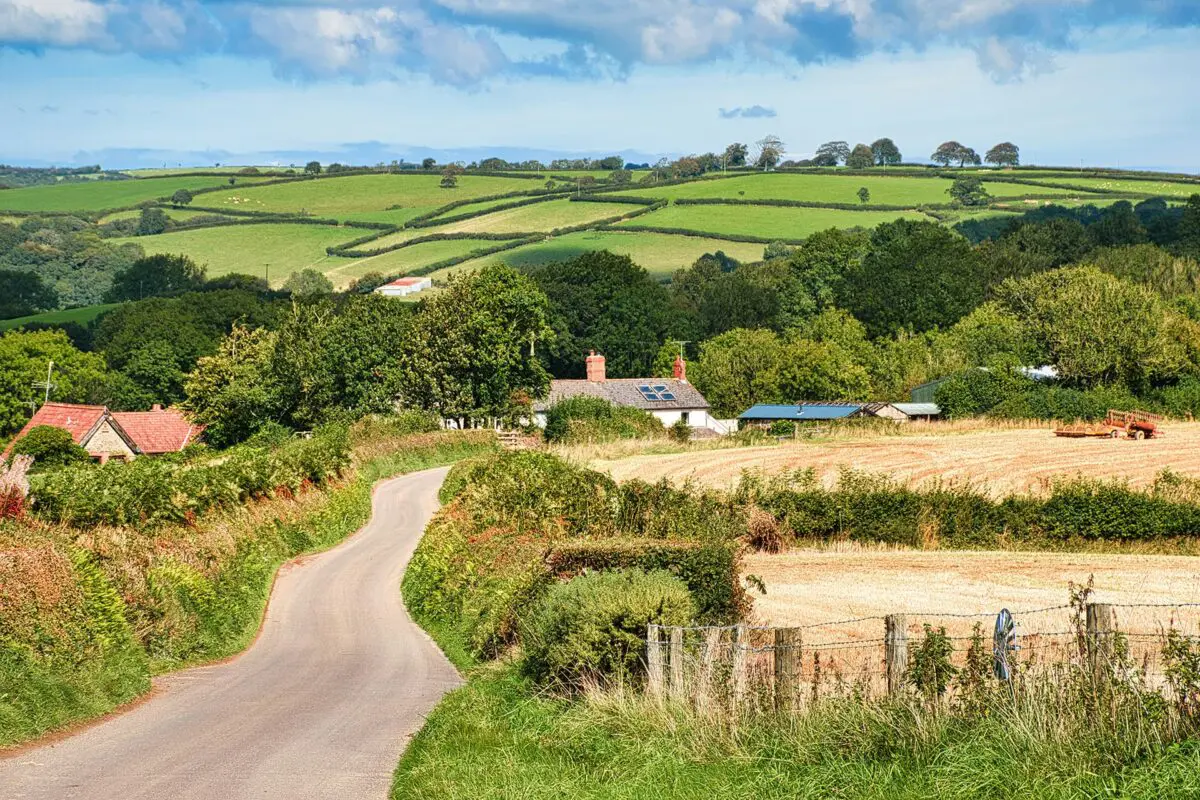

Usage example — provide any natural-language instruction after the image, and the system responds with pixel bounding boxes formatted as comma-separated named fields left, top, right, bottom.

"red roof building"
left=2, top=402, right=203, bottom=463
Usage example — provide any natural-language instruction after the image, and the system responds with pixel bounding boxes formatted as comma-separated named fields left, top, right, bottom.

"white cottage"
left=533, top=351, right=722, bottom=433
left=374, top=276, right=432, bottom=297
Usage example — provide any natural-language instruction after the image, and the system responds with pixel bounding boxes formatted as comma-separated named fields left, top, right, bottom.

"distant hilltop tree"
left=171, top=188, right=193, bottom=206
left=422, top=157, right=436, bottom=170
left=871, top=138, right=902, bottom=166
left=440, top=164, right=464, bottom=188
left=723, top=142, right=748, bottom=168
left=755, top=135, right=785, bottom=169
left=304, top=161, right=322, bottom=176
left=986, top=142, right=1021, bottom=167
left=813, top=140, right=850, bottom=167
left=846, top=144, right=875, bottom=170
left=932, top=141, right=982, bottom=168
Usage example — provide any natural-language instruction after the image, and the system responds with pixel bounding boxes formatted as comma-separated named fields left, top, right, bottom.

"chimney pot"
left=585, top=351, right=606, bottom=382
left=673, top=356, right=688, bottom=383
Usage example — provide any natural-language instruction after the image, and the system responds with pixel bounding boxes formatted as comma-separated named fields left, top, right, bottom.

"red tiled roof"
left=382, top=277, right=426, bottom=287
left=111, top=408, right=204, bottom=454
left=2, top=402, right=108, bottom=459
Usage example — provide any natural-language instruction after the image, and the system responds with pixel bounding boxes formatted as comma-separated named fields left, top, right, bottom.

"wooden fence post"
left=647, top=624, right=664, bottom=698
left=1086, top=603, right=1115, bottom=682
left=774, top=627, right=802, bottom=711
left=732, top=624, right=748, bottom=711
left=668, top=626, right=686, bottom=701
left=885, top=615, right=908, bottom=696
left=696, top=627, right=721, bottom=712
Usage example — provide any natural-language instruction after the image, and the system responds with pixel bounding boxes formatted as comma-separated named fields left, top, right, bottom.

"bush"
left=519, top=569, right=694, bottom=691
left=10, top=426, right=90, bottom=471
left=768, top=420, right=796, bottom=437
left=543, top=396, right=664, bottom=444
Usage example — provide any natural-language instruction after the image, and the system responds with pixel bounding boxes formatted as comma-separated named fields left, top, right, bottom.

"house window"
left=680, top=411, right=690, bottom=424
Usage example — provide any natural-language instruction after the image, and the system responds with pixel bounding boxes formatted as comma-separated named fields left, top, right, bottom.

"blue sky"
left=2, top=1, right=1198, bottom=171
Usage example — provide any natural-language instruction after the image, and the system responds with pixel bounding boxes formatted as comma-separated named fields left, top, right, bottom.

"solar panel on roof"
left=637, top=385, right=664, bottom=401
left=659, top=391, right=676, bottom=401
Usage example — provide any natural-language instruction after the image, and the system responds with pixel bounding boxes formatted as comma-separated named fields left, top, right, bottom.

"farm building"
left=2, top=402, right=203, bottom=463
left=740, top=402, right=941, bottom=427
left=533, top=352, right=725, bottom=433
left=374, top=276, right=432, bottom=297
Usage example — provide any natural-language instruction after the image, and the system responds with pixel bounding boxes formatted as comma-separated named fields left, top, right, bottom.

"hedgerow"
left=543, top=396, right=664, bottom=443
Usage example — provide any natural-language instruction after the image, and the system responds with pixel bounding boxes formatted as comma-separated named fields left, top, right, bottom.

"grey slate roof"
left=534, top=379, right=710, bottom=412
left=891, top=403, right=942, bottom=417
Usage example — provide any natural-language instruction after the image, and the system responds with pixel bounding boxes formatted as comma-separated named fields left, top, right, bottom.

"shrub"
left=10, top=426, right=90, bottom=471
left=520, top=569, right=694, bottom=691
left=669, top=418, right=692, bottom=443
left=768, top=420, right=796, bottom=437
left=543, top=396, right=664, bottom=444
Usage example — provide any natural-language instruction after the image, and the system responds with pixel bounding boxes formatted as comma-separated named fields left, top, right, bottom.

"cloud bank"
left=719, top=105, right=776, bottom=119
left=1, top=0, right=1197, bottom=86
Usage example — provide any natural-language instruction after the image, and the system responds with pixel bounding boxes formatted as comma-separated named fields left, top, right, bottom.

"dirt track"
left=597, top=423, right=1200, bottom=497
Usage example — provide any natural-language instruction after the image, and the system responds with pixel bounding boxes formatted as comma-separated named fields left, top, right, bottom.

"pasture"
left=0, top=175, right=271, bottom=213
left=98, top=207, right=233, bottom=224
left=327, top=237, right=509, bottom=286
left=0, top=303, right=121, bottom=331
left=618, top=204, right=931, bottom=240
left=1029, top=177, right=1200, bottom=197
left=440, top=200, right=633, bottom=234
left=595, top=422, right=1200, bottom=496
left=111, top=224, right=363, bottom=285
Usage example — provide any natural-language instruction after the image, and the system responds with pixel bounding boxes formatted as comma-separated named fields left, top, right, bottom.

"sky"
left=2, top=0, right=1199, bottom=171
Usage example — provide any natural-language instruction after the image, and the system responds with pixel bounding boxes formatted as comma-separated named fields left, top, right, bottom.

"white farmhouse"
left=374, top=276, right=432, bottom=297
left=533, top=351, right=723, bottom=434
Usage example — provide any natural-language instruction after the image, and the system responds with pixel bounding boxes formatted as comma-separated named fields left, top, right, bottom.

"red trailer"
left=1054, top=409, right=1164, bottom=440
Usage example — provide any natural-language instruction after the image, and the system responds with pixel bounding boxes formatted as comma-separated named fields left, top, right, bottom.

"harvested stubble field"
left=597, top=422, right=1200, bottom=496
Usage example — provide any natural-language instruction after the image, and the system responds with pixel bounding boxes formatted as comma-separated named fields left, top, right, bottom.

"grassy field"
left=595, top=423, right=1200, bottom=495
left=441, top=200, right=632, bottom=234
left=435, top=230, right=767, bottom=279
left=619, top=205, right=930, bottom=240
left=1028, top=177, right=1200, bottom=197
left=97, top=207, right=234, bottom=224
left=205, top=174, right=539, bottom=223
left=427, top=196, right=544, bottom=220
left=325, top=237, right=509, bottom=286
left=620, top=173, right=1097, bottom=205
left=0, top=176, right=271, bottom=213
left=0, top=303, right=121, bottom=329
left=112, top=224, right=363, bottom=285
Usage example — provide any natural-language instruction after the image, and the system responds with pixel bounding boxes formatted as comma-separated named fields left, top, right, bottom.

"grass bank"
left=0, top=423, right=496, bottom=747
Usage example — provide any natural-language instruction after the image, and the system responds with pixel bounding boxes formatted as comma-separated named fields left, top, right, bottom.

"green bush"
left=9, top=425, right=90, bottom=471
left=543, top=396, right=665, bottom=444
left=520, top=569, right=694, bottom=691
left=768, top=420, right=796, bottom=437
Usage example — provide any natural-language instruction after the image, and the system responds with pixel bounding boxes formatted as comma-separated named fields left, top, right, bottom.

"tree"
left=608, top=169, right=632, bottom=185
left=0, top=269, right=57, bottom=319
left=10, top=425, right=90, bottom=470
left=1088, top=201, right=1148, bottom=248
left=171, top=189, right=194, bottom=206
left=814, top=141, right=851, bottom=167
left=421, top=157, right=436, bottom=170
left=105, top=254, right=206, bottom=302
left=724, top=143, right=748, bottom=168
left=838, top=220, right=985, bottom=337
left=673, top=157, right=703, bottom=178
left=527, top=251, right=677, bottom=379
left=347, top=271, right=389, bottom=294
left=393, top=264, right=553, bottom=418
left=304, top=161, right=322, bottom=176
left=932, top=141, right=979, bottom=167
left=985, top=142, right=1020, bottom=167
left=440, top=164, right=464, bottom=188
left=754, top=135, right=785, bottom=170
left=136, top=207, right=169, bottom=236
left=692, top=328, right=785, bottom=418
left=1177, top=195, right=1200, bottom=259
left=947, top=176, right=992, bottom=206
left=845, top=144, right=874, bottom=170
left=785, top=227, right=870, bottom=316
left=282, top=268, right=333, bottom=298
left=597, top=156, right=624, bottom=170
left=871, top=138, right=902, bottom=166
left=857, top=187, right=871, bottom=205
left=184, top=325, right=284, bottom=446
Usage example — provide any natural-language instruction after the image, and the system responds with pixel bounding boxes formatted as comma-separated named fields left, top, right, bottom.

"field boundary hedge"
left=673, top=197, right=951, bottom=212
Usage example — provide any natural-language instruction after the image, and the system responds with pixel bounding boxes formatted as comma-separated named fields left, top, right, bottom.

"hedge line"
left=569, top=194, right=660, bottom=206
left=615, top=223, right=805, bottom=245
left=330, top=230, right=534, bottom=260
left=674, top=197, right=951, bottom=212
left=407, top=194, right=564, bottom=230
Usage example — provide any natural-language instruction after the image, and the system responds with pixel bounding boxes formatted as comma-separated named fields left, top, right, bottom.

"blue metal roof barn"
left=738, top=404, right=864, bottom=421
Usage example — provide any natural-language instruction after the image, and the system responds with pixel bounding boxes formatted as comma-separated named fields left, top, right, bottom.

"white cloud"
left=0, top=0, right=110, bottom=48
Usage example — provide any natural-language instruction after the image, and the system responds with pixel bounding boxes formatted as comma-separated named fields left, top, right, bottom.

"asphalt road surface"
left=0, top=467, right=461, bottom=800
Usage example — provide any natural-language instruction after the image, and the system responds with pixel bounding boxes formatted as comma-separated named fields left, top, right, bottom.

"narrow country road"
left=0, top=467, right=461, bottom=800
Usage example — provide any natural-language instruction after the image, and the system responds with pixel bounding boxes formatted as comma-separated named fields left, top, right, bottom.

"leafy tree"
left=304, top=161, right=322, bottom=176
left=846, top=144, right=874, bottom=170
left=931, top=141, right=979, bottom=167
left=1174, top=195, right=1200, bottom=259
left=871, top=138, right=903, bottom=166
left=672, top=157, right=703, bottom=178
left=857, top=187, right=871, bottom=205
left=814, top=141, right=851, bottom=167
left=985, top=142, right=1020, bottom=167
left=0, top=269, right=57, bottom=319
left=421, top=157, right=436, bottom=170
left=1088, top=201, right=1148, bottom=248
left=528, top=251, right=676, bottom=378
left=785, top=227, right=870, bottom=317
left=0, top=329, right=137, bottom=435
left=977, top=217, right=1093, bottom=282
left=994, top=267, right=1200, bottom=389
left=948, top=176, right=992, bottom=207
left=779, top=337, right=872, bottom=402
left=393, top=264, right=553, bottom=418
left=171, top=189, right=194, bottom=206
left=136, top=207, right=169, bottom=236
left=10, top=425, right=90, bottom=470
left=754, top=135, right=785, bottom=169
left=947, top=302, right=1038, bottom=367
left=597, top=156, right=624, bottom=170
left=1085, top=244, right=1200, bottom=301
left=347, top=271, right=389, bottom=294
left=105, top=253, right=206, bottom=302
left=838, top=220, right=984, bottom=337
left=693, top=328, right=785, bottom=417
left=723, top=143, right=748, bottom=167
left=440, top=164, right=464, bottom=189
left=184, top=325, right=283, bottom=446
left=204, top=273, right=269, bottom=292
left=282, top=268, right=333, bottom=298
left=608, top=169, right=632, bottom=185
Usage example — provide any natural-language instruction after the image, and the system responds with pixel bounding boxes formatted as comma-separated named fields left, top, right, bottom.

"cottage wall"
left=84, top=421, right=136, bottom=461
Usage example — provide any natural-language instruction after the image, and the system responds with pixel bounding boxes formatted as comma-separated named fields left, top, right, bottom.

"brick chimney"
left=151, top=404, right=162, bottom=412
left=585, top=350, right=606, bottom=382
left=673, top=356, right=687, bottom=383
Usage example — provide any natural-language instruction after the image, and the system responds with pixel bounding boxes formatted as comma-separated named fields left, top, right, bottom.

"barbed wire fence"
left=645, top=600, right=1200, bottom=714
